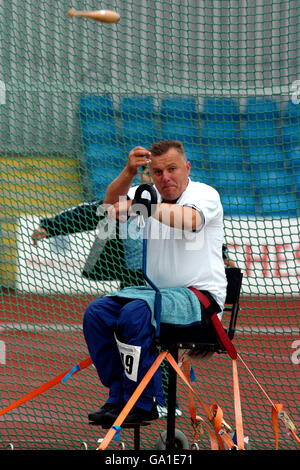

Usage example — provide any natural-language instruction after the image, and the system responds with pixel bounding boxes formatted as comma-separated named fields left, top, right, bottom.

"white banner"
left=224, top=217, right=300, bottom=295
left=16, top=216, right=299, bottom=296
left=16, top=215, right=120, bottom=294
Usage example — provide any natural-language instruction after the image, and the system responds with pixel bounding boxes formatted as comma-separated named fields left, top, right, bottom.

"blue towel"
left=109, top=286, right=202, bottom=329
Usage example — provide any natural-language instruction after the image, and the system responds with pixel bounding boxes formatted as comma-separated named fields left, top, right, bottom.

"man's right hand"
left=31, top=227, right=48, bottom=245
left=126, top=146, right=151, bottom=176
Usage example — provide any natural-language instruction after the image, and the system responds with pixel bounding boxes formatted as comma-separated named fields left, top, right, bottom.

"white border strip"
left=0, top=323, right=299, bottom=335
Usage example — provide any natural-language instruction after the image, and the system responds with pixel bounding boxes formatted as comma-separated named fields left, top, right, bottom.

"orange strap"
left=181, top=357, right=219, bottom=449
left=181, top=357, right=197, bottom=421
left=272, top=403, right=283, bottom=450
left=98, top=351, right=168, bottom=450
left=238, top=353, right=300, bottom=449
left=181, top=356, right=241, bottom=450
left=98, top=351, right=223, bottom=451
left=167, top=353, right=238, bottom=450
left=273, top=405, right=300, bottom=449
left=232, top=359, right=245, bottom=450
left=0, top=356, right=92, bottom=417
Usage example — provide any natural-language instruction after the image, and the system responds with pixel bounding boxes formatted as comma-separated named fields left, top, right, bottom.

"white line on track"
left=0, top=323, right=299, bottom=335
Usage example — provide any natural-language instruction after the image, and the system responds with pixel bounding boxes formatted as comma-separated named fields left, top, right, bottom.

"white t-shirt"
left=127, top=179, right=227, bottom=310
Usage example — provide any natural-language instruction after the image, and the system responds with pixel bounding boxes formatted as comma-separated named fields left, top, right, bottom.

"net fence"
left=0, top=0, right=299, bottom=450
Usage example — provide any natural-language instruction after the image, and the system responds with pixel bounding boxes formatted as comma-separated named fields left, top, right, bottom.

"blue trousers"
left=83, top=296, right=164, bottom=410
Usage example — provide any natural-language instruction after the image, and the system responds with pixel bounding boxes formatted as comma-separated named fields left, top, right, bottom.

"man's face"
left=149, top=147, right=191, bottom=202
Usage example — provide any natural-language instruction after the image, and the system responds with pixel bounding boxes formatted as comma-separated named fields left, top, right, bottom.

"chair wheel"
left=155, top=429, right=189, bottom=450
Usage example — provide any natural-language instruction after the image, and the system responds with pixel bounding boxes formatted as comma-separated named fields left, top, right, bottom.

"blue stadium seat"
left=79, top=95, right=115, bottom=119
left=160, top=96, right=198, bottom=119
left=201, top=121, right=239, bottom=146
left=213, top=170, right=252, bottom=194
left=201, top=97, right=240, bottom=121
left=81, top=118, right=118, bottom=145
left=183, top=143, right=203, bottom=162
left=241, top=121, right=279, bottom=145
left=293, top=172, right=300, bottom=193
left=90, top=167, right=122, bottom=198
left=221, top=194, right=257, bottom=217
left=253, top=169, right=294, bottom=195
left=281, top=123, right=300, bottom=147
left=120, top=95, right=156, bottom=119
left=283, top=100, right=300, bottom=124
left=247, top=146, right=286, bottom=169
left=205, top=146, right=244, bottom=169
left=286, top=147, right=300, bottom=171
left=181, top=144, right=208, bottom=183
left=161, top=119, right=199, bottom=143
left=260, top=193, right=298, bottom=218
left=121, top=119, right=158, bottom=146
left=243, top=97, right=280, bottom=121
left=84, top=143, right=125, bottom=171
left=189, top=167, right=211, bottom=185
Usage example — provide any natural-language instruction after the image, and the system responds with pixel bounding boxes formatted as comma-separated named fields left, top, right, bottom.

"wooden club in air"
left=67, top=8, right=120, bottom=23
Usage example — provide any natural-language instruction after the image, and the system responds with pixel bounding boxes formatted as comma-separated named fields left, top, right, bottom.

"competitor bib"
left=114, top=334, right=141, bottom=382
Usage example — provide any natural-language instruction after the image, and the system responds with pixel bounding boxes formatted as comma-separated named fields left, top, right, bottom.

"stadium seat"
left=281, top=123, right=300, bottom=147
left=286, top=147, right=300, bottom=171
left=120, top=95, right=156, bottom=119
left=283, top=99, right=300, bottom=124
left=81, top=118, right=118, bottom=145
left=253, top=169, right=294, bottom=195
left=246, top=146, right=286, bottom=169
left=260, top=193, right=298, bottom=218
left=201, top=97, right=240, bottom=121
left=189, top=167, right=211, bottom=185
left=243, top=97, right=280, bottom=121
left=121, top=119, right=158, bottom=146
left=180, top=144, right=208, bottom=183
left=79, top=95, right=119, bottom=146
left=183, top=143, right=203, bottom=161
left=201, top=121, right=239, bottom=146
left=205, top=146, right=244, bottom=170
left=120, top=96, right=158, bottom=146
left=293, top=172, right=300, bottom=193
left=213, top=170, right=252, bottom=194
left=241, top=121, right=279, bottom=145
left=84, top=143, right=125, bottom=171
left=161, top=119, right=199, bottom=143
left=90, top=167, right=122, bottom=198
left=160, top=96, right=198, bottom=119
left=79, top=95, right=115, bottom=119
left=221, top=194, right=257, bottom=216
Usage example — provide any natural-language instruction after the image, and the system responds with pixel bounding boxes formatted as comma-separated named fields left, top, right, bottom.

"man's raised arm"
left=104, top=146, right=151, bottom=205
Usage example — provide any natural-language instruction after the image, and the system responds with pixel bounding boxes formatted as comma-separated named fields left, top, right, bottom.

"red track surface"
left=0, top=290, right=299, bottom=450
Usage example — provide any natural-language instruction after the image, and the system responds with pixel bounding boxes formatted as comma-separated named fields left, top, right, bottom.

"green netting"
left=0, top=0, right=299, bottom=451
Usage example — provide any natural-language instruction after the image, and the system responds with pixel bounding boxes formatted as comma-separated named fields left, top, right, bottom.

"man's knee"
left=83, top=297, right=114, bottom=334
left=117, top=299, right=152, bottom=338
left=83, top=298, right=100, bottom=324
